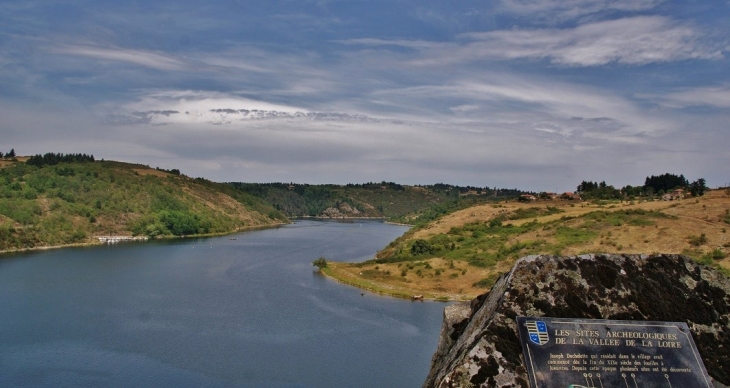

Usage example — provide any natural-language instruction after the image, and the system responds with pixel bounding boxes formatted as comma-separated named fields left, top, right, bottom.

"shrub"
left=688, top=233, right=708, bottom=247
left=710, top=248, right=726, bottom=260
left=410, top=239, right=435, bottom=256
left=629, top=218, right=655, bottom=226
left=312, top=257, right=328, bottom=270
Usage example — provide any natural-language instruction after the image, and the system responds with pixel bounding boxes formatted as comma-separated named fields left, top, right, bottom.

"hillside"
left=231, top=182, right=527, bottom=221
left=0, top=157, right=286, bottom=252
left=323, top=189, right=730, bottom=300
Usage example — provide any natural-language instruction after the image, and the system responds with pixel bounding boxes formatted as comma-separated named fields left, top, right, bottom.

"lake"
left=0, top=220, right=447, bottom=388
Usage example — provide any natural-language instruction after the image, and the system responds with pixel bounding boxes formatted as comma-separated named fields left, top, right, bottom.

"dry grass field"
left=325, top=189, right=730, bottom=301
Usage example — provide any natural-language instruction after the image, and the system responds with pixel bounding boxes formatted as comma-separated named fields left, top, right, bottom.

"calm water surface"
left=0, top=220, right=447, bottom=387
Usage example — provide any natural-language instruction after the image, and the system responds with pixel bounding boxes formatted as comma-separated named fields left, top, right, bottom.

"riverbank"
left=0, top=223, right=289, bottom=256
left=320, top=264, right=416, bottom=300
left=319, top=259, right=497, bottom=301
left=384, top=221, right=413, bottom=227
left=293, top=216, right=390, bottom=221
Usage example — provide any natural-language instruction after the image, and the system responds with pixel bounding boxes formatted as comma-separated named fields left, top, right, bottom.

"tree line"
left=26, top=153, right=95, bottom=167
left=576, top=173, right=707, bottom=200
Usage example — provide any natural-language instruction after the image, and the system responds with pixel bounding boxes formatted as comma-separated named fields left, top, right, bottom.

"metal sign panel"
left=516, top=317, right=713, bottom=388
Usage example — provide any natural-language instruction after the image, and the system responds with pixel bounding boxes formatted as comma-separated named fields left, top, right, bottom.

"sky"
left=1, top=0, right=728, bottom=192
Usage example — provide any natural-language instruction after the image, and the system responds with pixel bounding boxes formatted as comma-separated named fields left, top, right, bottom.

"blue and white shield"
left=526, top=321, right=549, bottom=345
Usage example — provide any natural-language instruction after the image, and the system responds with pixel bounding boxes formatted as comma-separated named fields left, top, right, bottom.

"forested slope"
left=0, top=157, right=285, bottom=251
left=231, top=182, right=527, bottom=221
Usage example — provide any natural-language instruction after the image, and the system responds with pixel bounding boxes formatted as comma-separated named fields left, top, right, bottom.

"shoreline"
left=0, top=222, right=288, bottom=256
left=290, top=216, right=414, bottom=226
left=384, top=221, right=413, bottom=227
left=319, top=266, right=413, bottom=300
left=292, top=216, right=388, bottom=221
left=319, top=263, right=469, bottom=302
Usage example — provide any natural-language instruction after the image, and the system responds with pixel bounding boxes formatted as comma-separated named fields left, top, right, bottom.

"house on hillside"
left=662, top=188, right=686, bottom=201
left=561, top=192, right=582, bottom=201
left=519, top=194, right=537, bottom=202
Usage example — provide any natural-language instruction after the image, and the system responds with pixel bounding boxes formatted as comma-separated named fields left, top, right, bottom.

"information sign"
left=516, top=317, right=713, bottom=388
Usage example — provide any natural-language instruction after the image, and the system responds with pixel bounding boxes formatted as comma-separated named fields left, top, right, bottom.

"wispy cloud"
left=345, top=16, right=721, bottom=67
left=498, top=0, right=664, bottom=24
left=370, top=72, right=676, bottom=136
left=53, top=45, right=188, bottom=71
left=462, top=16, right=720, bottom=66
left=647, top=85, right=730, bottom=109
left=103, top=90, right=308, bottom=125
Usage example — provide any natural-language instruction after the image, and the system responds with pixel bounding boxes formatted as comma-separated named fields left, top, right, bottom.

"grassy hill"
left=0, top=157, right=286, bottom=252
left=324, top=189, right=730, bottom=300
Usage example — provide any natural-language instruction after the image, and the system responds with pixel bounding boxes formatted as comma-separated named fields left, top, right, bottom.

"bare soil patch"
left=132, top=168, right=170, bottom=177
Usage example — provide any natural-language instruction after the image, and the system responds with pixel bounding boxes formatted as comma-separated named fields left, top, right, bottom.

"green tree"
left=689, top=178, right=707, bottom=197
left=577, top=180, right=598, bottom=193
left=7, top=148, right=15, bottom=158
left=159, top=210, right=200, bottom=235
left=312, top=257, right=328, bottom=270
left=411, top=239, right=435, bottom=255
left=621, top=185, right=641, bottom=198
left=644, top=173, right=688, bottom=193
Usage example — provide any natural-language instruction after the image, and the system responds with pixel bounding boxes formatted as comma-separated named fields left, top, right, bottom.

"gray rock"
left=423, top=254, right=730, bottom=388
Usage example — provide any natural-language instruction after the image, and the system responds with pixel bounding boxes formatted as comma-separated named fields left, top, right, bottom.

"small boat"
left=411, top=295, right=423, bottom=300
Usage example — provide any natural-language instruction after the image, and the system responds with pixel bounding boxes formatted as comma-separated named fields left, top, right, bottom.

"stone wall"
left=423, top=254, right=730, bottom=388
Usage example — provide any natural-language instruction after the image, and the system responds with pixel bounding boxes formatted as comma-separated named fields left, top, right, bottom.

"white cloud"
left=105, top=90, right=309, bottom=125
left=498, top=0, right=664, bottom=23
left=53, top=45, right=188, bottom=71
left=127, top=90, right=305, bottom=112
left=336, top=38, right=437, bottom=50
left=647, top=85, right=730, bottom=109
left=464, top=16, right=723, bottom=66
left=105, top=90, right=383, bottom=126
left=343, top=16, right=721, bottom=67
left=370, top=74, right=675, bottom=141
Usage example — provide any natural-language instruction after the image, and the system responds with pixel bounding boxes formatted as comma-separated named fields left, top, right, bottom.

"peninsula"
left=323, top=189, right=730, bottom=301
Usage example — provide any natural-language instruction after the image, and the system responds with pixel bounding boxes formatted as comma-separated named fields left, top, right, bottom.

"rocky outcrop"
left=321, top=203, right=362, bottom=218
left=423, top=254, right=730, bottom=388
